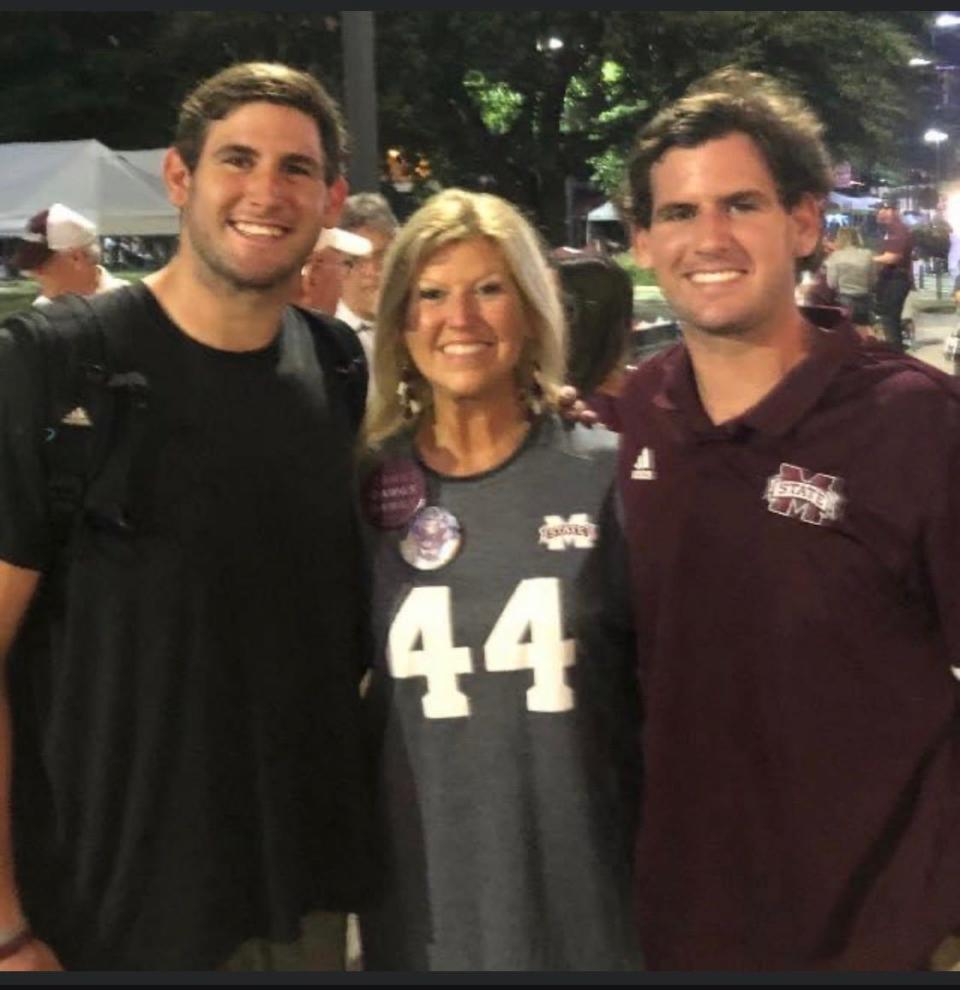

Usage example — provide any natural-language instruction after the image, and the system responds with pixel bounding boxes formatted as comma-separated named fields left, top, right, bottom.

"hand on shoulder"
left=555, top=385, right=599, bottom=428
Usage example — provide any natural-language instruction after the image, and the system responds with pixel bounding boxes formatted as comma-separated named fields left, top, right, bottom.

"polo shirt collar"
left=654, top=309, right=862, bottom=440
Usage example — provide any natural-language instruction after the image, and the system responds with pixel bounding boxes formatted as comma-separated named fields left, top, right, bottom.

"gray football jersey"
left=360, top=416, right=641, bottom=971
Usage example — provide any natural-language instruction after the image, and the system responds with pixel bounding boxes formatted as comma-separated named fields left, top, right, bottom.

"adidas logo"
left=631, top=447, right=656, bottom=481
left=60, top=406, right=93, bottom=427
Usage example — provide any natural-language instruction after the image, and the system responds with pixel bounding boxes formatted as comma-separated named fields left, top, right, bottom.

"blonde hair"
left=365, top=188, right=566, bottom=448
left=832, top=226, right=863, bottom=250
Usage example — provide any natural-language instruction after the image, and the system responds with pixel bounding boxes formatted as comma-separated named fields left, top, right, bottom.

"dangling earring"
left=522, top=361, right=544, bottom=420
left=397, top=364, right=422, bottom=420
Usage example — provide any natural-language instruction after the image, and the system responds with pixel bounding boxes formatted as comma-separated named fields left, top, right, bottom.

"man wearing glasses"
left=333, top=193, right=398, bottom=362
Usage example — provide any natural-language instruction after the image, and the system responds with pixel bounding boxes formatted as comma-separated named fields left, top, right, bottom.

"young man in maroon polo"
left=612, top=67, right=960, bottom=970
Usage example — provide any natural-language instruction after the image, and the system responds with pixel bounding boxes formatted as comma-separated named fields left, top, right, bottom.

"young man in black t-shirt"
left=608, top=67, right=960, bottom=971
left=0, top=62, right=375, bottom=971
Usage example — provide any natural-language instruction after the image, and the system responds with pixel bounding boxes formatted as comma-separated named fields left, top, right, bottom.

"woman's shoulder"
left=537, top=413, right=619, bottom=462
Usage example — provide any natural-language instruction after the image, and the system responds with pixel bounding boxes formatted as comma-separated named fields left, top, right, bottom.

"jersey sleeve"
left=0, top=317, right=52, bottom=571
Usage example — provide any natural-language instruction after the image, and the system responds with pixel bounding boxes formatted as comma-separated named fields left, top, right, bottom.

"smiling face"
left=165, top=100, right=346, bottom=294
left=632, top=131, right=820, bottom=344
left=403, top=236, right=531, bottom=410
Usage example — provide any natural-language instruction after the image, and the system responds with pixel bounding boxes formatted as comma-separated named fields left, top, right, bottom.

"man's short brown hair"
left=174, top=61, right=348, bottom=184
left=624, top=67, right=833, bottom=230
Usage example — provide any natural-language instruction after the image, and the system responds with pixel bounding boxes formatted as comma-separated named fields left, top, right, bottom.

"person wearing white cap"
left=333, top=193, right=399, bottom=362
left=298, top=226, right=372, bottom=316
left=12, top=203, right=128, bottom=307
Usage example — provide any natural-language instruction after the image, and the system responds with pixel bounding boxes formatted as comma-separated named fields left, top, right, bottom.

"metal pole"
left=936, top=142, right=943, bottom=299
left=341, top=11, right=379, bottom=193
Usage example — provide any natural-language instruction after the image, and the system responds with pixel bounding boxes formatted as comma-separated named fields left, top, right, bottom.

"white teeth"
left=441, top=343, right=487, bottom=355
left=232, top=221, right=285, bottom=238
left=690, top=270, right=740, bottom=284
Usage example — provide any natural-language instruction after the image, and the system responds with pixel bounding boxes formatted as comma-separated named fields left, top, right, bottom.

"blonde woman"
left=358, top=189, right=640, bottom=971
left=823, top=225, right=876, bottom=336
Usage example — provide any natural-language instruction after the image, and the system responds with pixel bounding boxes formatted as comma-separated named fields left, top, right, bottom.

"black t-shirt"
left=0, top=284, right=375, bottom=969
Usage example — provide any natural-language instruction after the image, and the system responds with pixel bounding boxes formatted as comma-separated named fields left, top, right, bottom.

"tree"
left=0, top=11, right=935, bottom=242
left=0, top=13, right=169, bottom=146
left=377, top=11, right=932, bottom=243
left=377, top=12, right=637, bottom=243
left=0, top=12, right=343, bottom=149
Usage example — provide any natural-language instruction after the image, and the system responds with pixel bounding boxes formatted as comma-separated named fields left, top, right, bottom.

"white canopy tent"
left=116, top=148, right=169, bottom=196
left=586, top=200, right=621, bottom=222
left=0, top=140, right=179, bottom=237
left=584, top=199, right=627, bottom=248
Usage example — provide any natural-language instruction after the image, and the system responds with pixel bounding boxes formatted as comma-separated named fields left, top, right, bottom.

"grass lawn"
left=613, top=252, right=659, bottom=286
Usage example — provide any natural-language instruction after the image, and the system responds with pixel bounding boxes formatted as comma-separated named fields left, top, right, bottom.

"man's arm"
left=924, top=406, right=960, bottom=970
left=571, top=484, right=642, bottom=851
left=0, top=315, right=63, bottom=971
left=925, top=407, right=960, bottom=667
left=873, top=251, right=901, bottom=266
left=0, top=561, right=60, bottom=971
left=823, top=256, right=839, bottom=291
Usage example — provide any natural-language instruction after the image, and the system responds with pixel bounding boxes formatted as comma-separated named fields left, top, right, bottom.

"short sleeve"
left=0, top=318, right=52, bottom=570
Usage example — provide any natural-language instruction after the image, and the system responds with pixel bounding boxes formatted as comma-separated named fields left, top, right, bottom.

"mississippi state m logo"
left=764, top=463, right=844, bottom=526
left=538, top=514, right=598, bottom=550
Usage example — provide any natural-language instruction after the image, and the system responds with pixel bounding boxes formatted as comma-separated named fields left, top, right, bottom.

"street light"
left=536, top=35, right=564, bottom=52
left=925, top=126, right=949, bottom=191
left=936, top=12, right=960, bottom=28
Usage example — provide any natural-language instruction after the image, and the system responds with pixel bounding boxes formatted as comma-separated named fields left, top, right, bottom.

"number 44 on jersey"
left=387, top=579, right=575, bottom=719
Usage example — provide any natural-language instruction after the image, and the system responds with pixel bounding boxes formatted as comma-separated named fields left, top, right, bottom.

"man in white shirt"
left=333, top=193, right=398, bottom=362
left=12, top=204, right=128, bottom=307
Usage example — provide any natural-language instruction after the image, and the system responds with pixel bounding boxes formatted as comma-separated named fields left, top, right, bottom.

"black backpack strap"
left=30, top=288, right=150, bottom=544
left=15, top=296, right=111, bottom=547
left=71, top=290, right=151, bottom=534
left=294, top=306, right=368, bottom=430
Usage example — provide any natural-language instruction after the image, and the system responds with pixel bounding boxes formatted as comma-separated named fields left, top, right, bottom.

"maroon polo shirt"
left=616, top=322, right=960, bottom=970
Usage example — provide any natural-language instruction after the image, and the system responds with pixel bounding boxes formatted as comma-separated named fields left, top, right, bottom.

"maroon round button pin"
left=362, top=458, right=427, bottom=529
